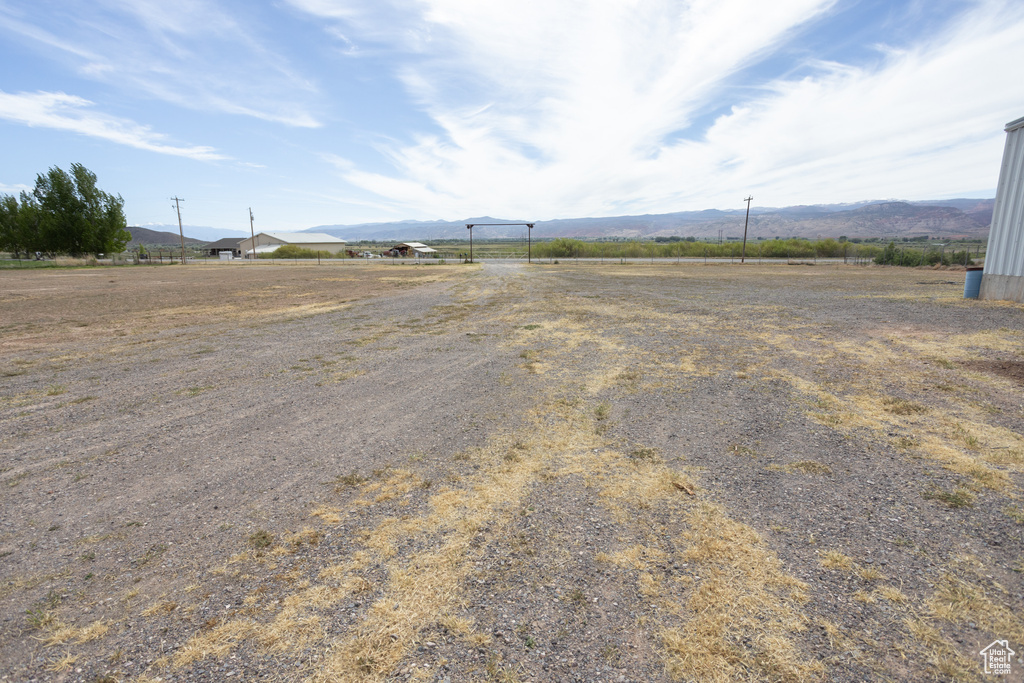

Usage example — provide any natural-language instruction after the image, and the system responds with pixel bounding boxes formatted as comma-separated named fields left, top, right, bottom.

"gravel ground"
left=1, top=261, right=1022, bottom=683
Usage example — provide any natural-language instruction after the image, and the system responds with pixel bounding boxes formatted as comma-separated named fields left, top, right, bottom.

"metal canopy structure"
left=465, top=222, right=536, bottom=263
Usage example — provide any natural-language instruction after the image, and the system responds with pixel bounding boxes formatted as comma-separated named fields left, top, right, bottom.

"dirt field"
left=1, top=261, right=1022, bottom=683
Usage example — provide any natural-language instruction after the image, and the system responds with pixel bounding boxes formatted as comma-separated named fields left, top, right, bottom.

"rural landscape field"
left=1, top=261, right=1022, bottom=682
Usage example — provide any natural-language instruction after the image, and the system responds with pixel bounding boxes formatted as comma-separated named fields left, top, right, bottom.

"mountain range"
left=125, top=226, right=209, bottom=247
left=134, top=198, right=994, bottom=245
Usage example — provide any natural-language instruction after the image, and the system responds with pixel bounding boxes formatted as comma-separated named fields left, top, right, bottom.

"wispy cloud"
left=298, top=0, right=1023, bottom=218
left=0, top=181, right=32, bottom=194
left=0, top=90, right=226, bottom=161
left=0, top=0, right=320, bottom=128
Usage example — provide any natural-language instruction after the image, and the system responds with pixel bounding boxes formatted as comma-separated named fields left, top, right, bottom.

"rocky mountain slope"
left=307, top=199, right=993, bottom=242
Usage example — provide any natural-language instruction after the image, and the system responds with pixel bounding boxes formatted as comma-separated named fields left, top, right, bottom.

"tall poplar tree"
left=0, top=164, right=130, bottom=257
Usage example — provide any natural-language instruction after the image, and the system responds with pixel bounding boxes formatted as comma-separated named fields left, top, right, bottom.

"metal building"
left=980, top=115, right=1024, bottom=303
left=239, top=232, right=347, bottom=257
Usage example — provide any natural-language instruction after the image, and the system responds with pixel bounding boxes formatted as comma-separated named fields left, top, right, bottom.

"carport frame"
left=465, top=222, right=536, bottom=263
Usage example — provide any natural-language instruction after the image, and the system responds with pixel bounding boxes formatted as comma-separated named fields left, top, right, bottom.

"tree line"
left=0, top=164, right=131, bottom=258
left=531, top=237, right=882, bottom=260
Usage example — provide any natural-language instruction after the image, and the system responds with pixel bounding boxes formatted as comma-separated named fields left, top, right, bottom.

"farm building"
left=385, top=242, right=437, bottom=257
left=980, top=115, right=1024, bottom=303
left=239, top=232, right=346, bottom=257
left=205, top=237, right=244, bottom=258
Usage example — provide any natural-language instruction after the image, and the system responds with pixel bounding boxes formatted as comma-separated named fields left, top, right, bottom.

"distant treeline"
left=531, top=237, right=878, bottom=260
left=873, top=242, right=975, bottom=267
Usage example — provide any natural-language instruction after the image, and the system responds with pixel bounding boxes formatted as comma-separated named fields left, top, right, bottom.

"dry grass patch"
left=661, top=502, right=821, bottom=683
left=857, top=565, right=885, bottom=582
left=876, top=585, right=909, bottom=603
left=903, top=617, right=977, bottom=681
left=248, top=529, right=274, bottom=549
left=928, top=572, right=1024, bottom=645
left=45, top=652, right=78, bottom=673
left=310, top=504, right=342, bottom=524
left=174, top=620, right=259, bottom=667
left=882, top=396, right=927, bottom=415
left=819, top=550, right=854, bottom=571
left=594, top=456, right=693, bottom=520
left=1003, top=504, right=1024, bottom=525
left=38, top=619, right=109, bottom=647
left=361, top=468, right=423, bottom=502
left=308, top=404, right=596, bottom=681
left=597, top=544, right=669, bottom=571
left=921, top=485, right=975, bottom=509
left=142, top=600, right=178, bottom=617
left=985, top=448, right=1024, bottom=467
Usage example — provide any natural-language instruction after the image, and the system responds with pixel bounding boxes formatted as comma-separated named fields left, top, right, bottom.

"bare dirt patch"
left=962, top=359, right=1024, bottom=387
left=1, top=262, right=1022, bottom=682
left=0, top=262, right=462, bottom=355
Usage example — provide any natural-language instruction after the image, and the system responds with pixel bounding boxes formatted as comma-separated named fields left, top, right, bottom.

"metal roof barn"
left=981, top=115, right=1024, bottom=303
left=239, top=232, right=347, bottom=257
left=388, top=242, right=437, bottom=255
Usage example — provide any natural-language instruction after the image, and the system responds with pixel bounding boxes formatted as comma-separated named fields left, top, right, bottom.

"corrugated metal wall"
left=981, top=116, right=1024, bottom=302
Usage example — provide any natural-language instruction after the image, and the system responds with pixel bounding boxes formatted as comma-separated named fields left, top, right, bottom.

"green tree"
left=2, top=164, right=130, bottom=256
left=0, top=192, right=44, bottom=259
left=0, top=193, right=20, bottom=257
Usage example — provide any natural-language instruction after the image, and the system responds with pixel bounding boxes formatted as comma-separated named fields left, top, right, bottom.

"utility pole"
left=172, top=196, right=186, bottom=265
left=740, top=195, right=753, bottom=263
left=249, top=207, right=256, bottom=260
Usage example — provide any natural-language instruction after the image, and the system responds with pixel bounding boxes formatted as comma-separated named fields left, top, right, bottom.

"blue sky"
left=0, top=0, right=1021, bottom=236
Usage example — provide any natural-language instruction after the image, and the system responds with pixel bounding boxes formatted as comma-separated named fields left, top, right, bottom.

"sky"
left=0, top=0, right=1022, bottom=236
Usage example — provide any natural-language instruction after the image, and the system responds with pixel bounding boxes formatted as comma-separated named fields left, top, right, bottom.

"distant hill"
left=135, top=224, right=251, bottom=242
left=127, top=226, right=207, bottom=246
left=304, top=199, right=994, bottom=242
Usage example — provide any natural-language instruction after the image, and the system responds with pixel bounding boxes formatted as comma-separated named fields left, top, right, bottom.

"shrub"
left=259, top=245, right=333, bottom=259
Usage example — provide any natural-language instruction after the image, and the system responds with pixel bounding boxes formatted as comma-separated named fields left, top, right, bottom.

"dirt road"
left=1, top=262, right=1022, bottom=682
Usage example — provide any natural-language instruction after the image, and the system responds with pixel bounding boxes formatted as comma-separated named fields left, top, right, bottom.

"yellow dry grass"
left=142, top=600, right=178, bottom=617
left=902, top=617, right=977, bottom=681
left=927, top=572, right=1024, bottom=646
left=661, top=501, right=821, bottom=682
left=45, top=652, right=78, bottom=673
left=174, top=620, right=259, bottom=667
left=37, top=619, right=109, bottom=647
left=310, top=505, right=342, bottom=525
left=597, top=545, right=670, bottom=571
left=309, top=414, right=590, bottom=681
left=819, top=550, right=854, bottom=571
left=876, top=585, right=909, bottom=603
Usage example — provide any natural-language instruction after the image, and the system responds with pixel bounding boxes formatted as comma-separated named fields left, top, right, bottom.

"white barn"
left=239, top=232, right=346, bottom=257
left=981, top=115, right=1024, bottom=303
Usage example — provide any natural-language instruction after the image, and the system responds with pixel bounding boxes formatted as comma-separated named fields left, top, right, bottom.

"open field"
left=1, top=262, right=1022, bottom=682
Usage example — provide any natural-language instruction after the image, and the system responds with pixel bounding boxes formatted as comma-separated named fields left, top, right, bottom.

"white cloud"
left=300, top=0, right=1024, bottom=218
left=0, top=0, right=320, bottom=128
left=664, top=0, right=1024, bottom=208
left=0, top=90, right=227, bottom=161
left=0, top=181, right=31, bottom=194
left=299, top=0, right=836, bottom=216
